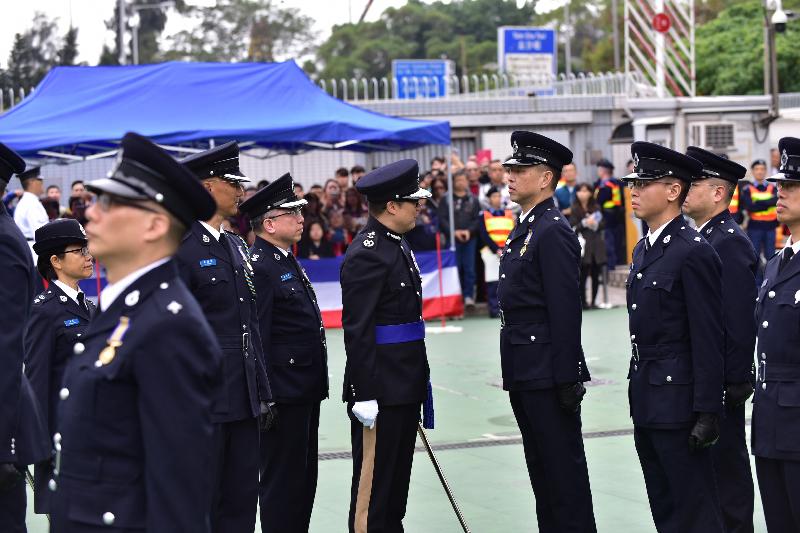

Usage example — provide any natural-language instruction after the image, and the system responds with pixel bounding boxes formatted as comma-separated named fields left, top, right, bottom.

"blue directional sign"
left=497, top=27, right=557, bottom=80
left=392, top=59, right=454, bottom=100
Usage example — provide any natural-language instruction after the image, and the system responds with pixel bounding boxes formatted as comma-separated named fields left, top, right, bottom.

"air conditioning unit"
left=690, top=122, right=736, bottom=151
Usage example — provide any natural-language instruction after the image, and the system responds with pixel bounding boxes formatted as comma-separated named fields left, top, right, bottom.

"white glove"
left=352, top=400, right=379, bottom=429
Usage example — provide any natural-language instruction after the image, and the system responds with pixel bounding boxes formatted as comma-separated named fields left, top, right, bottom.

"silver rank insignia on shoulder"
left=663, top=235, right=671, bottom=244
left=167, top=301, right=183, bottom=315
left=125, top=290, right=140, bottom=307
left=202, top=234, right=210, bottom=243
left=554, top=216, right=560, bottom=221
left=694, top=236, right=701, bottom=242
left=363, top=239, right=375, bottom=248
left=274, top=253, right=281, bottom=261
left=706, top=228, right=712, bottom=234
left=59, top=296, right=68, bottom=303
left=728, top=229, right=734, bottom=233
left=366, top=231, right=376, bottom=238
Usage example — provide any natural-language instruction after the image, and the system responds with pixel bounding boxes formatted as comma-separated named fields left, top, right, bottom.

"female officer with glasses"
left=24, top=218, right=96, bottom=515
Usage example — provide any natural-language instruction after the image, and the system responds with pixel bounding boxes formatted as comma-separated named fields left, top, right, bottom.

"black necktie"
left=780, top=248, right=795, bottom=274
left=77, top=292, right=88, bottom=312
left=644, top=237, right=652, bottom=253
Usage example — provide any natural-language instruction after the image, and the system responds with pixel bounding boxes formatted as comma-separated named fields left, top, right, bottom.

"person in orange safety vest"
left=478, top=187, right=515, bottom=318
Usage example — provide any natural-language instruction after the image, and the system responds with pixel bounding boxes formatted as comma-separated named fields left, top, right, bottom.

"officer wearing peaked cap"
left=12, top=165, right=49, bottom=262
left=50, top=132, right=222, bottom=532
left=751, top=136, right=800, bottom=532
left=498, top=131, right=597, bottom=532
left=0, top=142, right=49, bottom=533
left=683, top=146, right=758, bottom=533
left=239, top=173, right=329, bottom=533
left=340, top=159, right=432, bottom=533
left=176, top=141, right=273, bottom=533
left=25, top=219, right=96, bottom=515
left=623, top=141, right=725, bottom=532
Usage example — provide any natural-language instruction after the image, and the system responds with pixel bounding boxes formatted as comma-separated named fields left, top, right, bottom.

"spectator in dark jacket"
left=438, top=169, right=481, bottom=307
left=297, top=220, right=334, bottom=259
left=569, top=183, right=607, bottom=309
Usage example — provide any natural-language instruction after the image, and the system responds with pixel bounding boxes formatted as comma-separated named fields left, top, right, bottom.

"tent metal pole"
left=446, top=145, right=455, bottom=251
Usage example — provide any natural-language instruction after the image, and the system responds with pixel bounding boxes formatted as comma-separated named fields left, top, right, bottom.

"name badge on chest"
left=281, top=272, right=294, bottom=282
left=199, top=258, right=217, bottom=268
left=63, top=318, right=80, bottom=327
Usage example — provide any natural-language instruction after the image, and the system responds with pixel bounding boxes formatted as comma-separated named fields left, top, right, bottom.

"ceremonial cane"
left=416, top=424, right=471, bottom=533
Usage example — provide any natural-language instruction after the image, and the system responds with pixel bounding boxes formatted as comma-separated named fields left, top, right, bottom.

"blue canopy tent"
left=0, top=60, right=450, bottom=158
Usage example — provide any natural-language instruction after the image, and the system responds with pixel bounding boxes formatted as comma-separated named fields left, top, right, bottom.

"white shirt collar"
left=519, top=205, right=535, bottom=223
left=99, top=257, right=170, bottom=312
left=785, top=237, right=800, bottom=256
left=199, top=221, right=223, bottom=241
left=53, top=279, right=82, bottom=305
left=646, top=219, right=673, bottom=247
left=696, top=219, right=710, bottom=233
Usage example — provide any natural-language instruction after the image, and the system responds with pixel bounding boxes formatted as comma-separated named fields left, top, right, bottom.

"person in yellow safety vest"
left=729, top=180, right=745, bottom=224
left=594, top=159, right=626, bottom=267
left=742, top=159, right=779, bottom=283
left=478, top=186, right=515, bottom=318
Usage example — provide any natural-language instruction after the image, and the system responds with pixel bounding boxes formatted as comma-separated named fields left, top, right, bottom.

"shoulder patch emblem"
left=363, top=239, right=375, bottom=248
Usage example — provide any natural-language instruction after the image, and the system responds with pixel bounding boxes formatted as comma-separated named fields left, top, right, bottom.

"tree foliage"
left=99, top=0, right=169, bottom=65
left=164, top=0, right=316, bottom=62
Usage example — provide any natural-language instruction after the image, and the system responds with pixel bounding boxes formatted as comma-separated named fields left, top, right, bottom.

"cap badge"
left=663, top=235, right=671, bottom=244
left=512, top=140, right=518, bottom=152
left=363, top=239, right=375, bottom=248
left=167, top=301, right=183, bottom=315
left=124, top=290, right=140, bottom=307
left=274, top=253, right=281, bottom=261
left=98, top=316, right=130, bottom=366
left=782, top=149, right=789, bottom=169
left=59, top=295, right=68, bottom=303
left=633, top=153, right=640, bottom=168
left=202, top=234, right=210, bottom=243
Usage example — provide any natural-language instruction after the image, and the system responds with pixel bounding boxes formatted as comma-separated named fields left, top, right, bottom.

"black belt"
left=758, top=361, right=800, bottom=382
left=631, top=342, right=691, bottom=362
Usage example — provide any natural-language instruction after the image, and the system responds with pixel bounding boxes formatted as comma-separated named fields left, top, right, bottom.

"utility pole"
left=612, top=0, right=620, bottom=71
left=118, top=0, right=126, bottom=65
left=564, top=1, right=572, bottom=75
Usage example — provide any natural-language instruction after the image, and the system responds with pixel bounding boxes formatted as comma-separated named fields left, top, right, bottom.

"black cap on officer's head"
left=768, top=137, right=800, bottom=183
left=685, top=146, right=746, bottom=184
left=356, top=159, right=431, bottom=203
left=18, top=166, right=42, bottom=184
left=622, top=142, right=702, bottom=182
left=596, top=158, right=614, bottom=170
left=86, top=132, right=216, bottom=227
left=502, top=131, right=573, bottom=170
left=486, top=185, right=501, bottom=197
left=180, top=141, right=250, bottom=184
left=239, top=172, right=307, bottom=220
left=33, top=218, right=87, bottom=255
left=0, top=142, right=25, bottom=186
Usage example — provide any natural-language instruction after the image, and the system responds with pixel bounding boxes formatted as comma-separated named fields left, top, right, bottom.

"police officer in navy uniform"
left=498, top=131, right=596, bottom=532
left=340, top=159, right=433, bottom=533
left=623, top=141, right=725, bottom=532
left=25, top=218, right=96, bottom=515
left=752, top=136, right=800, bottom=532
left=176, top=141, right=273, bottom=533
left=239, top=173, right=329, bottom=533
left=50, top=132, right=221, bottom=531
left=0, top=142, right=49, bottom=533
left=682, top=147, right=758, bottom=533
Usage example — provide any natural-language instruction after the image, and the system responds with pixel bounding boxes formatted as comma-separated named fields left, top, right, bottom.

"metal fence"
left=0, top=86, right=35, bottom=112
left=315, top=71, right=658, bottom=101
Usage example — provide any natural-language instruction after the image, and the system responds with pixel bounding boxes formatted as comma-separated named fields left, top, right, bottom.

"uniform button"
left=768, top=291, right=776, bottom=299
left=400, top=282, right=405, bottom=287
left=652, top=281, right=657, bottom=286
left=59, top=388, right=70, bottom=400
left=160, top=282, right=169, bottom=289
left=73, top=342, right=84, bottom=355
left=94, top=360, right=103, bottom=368
left=48, top=479, right=57, bottom=491
left=666, top=376, right=672, bottom=382
left=419, top=315, right=423, bottom=320
left=103, top=512, right=115, bottom=525
left=634, top=365, right=638, bottom=371
left=501, top=274, right=506, bottom=279
left=630, top=335, right=636, bottom=341
left=242, top=324, right=247, bottom=331
left=289, top=358, right=295, bottom=365
left=761, top=353, right=766, bottom=359
left=636, top=273, right=642, bottom=279
left=76, top=333, right=81, bottom=337
left=762, top=321, right=769, bottom=328
left=239, top=297, right=244, bottom=302
left=530, top=336, right=536, bottom=341
left=211, top=277, right=216, bottom=282
left=762, top=383, right=767, bottom=390
left=53, top=433, right=62, bottom=444
left=416, top=291, right=420, bottom=296
left=632, top=304, right=637, bottom=310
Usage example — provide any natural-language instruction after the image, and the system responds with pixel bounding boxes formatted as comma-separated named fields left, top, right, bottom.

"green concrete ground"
left=26, top=307, right=767, bottom=532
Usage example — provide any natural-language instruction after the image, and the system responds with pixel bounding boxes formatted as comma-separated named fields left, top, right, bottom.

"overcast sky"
left=0, top=0, right=554, bottom=69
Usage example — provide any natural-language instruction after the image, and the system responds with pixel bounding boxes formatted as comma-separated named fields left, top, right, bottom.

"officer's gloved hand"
left=557, top=382, right=586, bottom=413
left=0, top=463, right=22, bottom=492
left=352, top=400, right=379, bottom=429
left=259, top=401, right=277, bottom=432
left=688, top=413, right=720, bottom=453
left=726, top=382, right=754, bottom=409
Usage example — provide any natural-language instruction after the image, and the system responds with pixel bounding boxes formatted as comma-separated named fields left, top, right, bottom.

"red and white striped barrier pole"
left=435, top=232, right=446, bottom=328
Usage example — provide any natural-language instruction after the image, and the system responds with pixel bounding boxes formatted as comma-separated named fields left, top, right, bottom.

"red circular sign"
left=653, top=13, right=671, bottom=33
